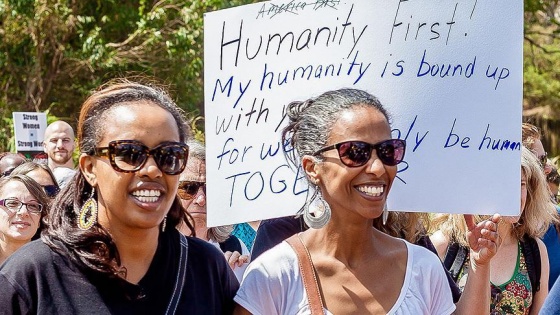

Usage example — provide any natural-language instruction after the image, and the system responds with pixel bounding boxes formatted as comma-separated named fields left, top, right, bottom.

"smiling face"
left=305, top=105, right=396, bottom=222
left=43, top=121, right=75, bottom=166
left=80, top=101, right=181, bottom=232
left=0, top=180, right=41, bottom=243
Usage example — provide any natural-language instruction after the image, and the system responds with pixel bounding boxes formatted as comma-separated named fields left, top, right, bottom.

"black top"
left=0, top=229, right=239, bottom=314
left=251, top=215, right=462, bottom=303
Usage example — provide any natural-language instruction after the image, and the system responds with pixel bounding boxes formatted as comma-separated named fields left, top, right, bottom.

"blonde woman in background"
left=431, top=147, right=558, bottom=314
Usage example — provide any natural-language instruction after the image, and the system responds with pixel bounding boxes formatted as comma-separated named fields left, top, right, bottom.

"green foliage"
left=0, top=0, right=258, bottom=152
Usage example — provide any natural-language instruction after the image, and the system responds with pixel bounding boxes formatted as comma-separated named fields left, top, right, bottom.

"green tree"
left=0, top=0, right=257, bottom=151
left=524, top=0, right=560, bottom=157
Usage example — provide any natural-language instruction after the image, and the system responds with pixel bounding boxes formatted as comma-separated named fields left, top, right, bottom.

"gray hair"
left=282, top=88, right=390, bottom=167
left=186, top=139, right=206, bottom=162
left=207, top=225, right=235, bottom=243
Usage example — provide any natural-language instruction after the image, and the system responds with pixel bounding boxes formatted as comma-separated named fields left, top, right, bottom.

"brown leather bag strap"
left=286, top=233, right=324, bottom=315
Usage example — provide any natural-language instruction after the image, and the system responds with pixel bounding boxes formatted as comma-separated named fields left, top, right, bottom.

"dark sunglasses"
left=93, top=140, right=189, bottom=175
left=177, top=181, right=206, bottom=200
left=43, top=185, right=60, bottom=198
left=314, top=139, right=406, bottom=167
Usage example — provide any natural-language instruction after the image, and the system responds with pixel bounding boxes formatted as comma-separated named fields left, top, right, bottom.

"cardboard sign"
left=12, top=112, right=48, bottom=152
left=204, top=0, right=523, bottom=226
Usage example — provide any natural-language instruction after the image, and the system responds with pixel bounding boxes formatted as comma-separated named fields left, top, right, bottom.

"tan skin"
left=80, top=101, right=181, bottom=284
left=236, top=105, right=407, bottom=314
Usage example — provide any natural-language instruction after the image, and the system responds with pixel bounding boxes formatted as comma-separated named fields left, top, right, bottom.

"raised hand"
left=464, top=213, right=501, bottom=266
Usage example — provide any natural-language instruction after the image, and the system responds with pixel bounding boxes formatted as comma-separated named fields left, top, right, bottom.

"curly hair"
left=42, top=79, right=194, bottom=279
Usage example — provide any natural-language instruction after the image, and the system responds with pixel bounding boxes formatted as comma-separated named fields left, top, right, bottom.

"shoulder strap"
left=286, top=234, right=324, bottom=315
left=219, top=235, right=242, bottom=253
left=520, top=235, right=541, bottom=297
left=443, top=242, right=469, bottom=282
left=165, top=233, right=189, bottom=315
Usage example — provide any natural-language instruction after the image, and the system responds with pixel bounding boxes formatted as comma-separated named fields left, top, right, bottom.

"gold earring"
left=78, top=190, right=98, bottom=230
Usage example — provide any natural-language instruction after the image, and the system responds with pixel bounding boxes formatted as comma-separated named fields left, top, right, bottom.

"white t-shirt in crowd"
left=235, top=239, right=455, bottom=315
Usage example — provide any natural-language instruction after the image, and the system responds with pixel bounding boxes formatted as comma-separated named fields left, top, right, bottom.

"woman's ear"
left=79, top=153, right=97, bottom=187
left=302, top=155, right=320, bottom=184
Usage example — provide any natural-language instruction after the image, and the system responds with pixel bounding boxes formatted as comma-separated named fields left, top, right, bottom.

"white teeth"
left=132, top=190, right=161, bottom=203
left=357, top=185, right=384, bottom=197
left=135, top=196, right=159, bottom=203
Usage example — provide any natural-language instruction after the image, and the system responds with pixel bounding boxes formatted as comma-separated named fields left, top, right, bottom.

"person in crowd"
left=522, top=123, right=552, bottom=175
left=522, top=123, right=560, bottom=291
left=42, top=120, right=76, bottom=172
left=176, top=139, right=249, bottom=281
left=0, top=153, right=26, bottom=177
left=11, top=162, right=60, bottom=199
left=251, top=208, right=501, bottom=313
left=431, top=147, right=557, bottom=314
left=0, top=80, right=238, bottom=314
left=234, top=88, right=499, bottom=314
left=0, top=174, right=49, bottom=264
left=546, top=166, right=559, bottom=204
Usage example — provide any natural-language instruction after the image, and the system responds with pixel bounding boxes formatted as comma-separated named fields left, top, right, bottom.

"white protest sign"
left=204, top=0, right=523, bottom=226
left=12, top=112, right=48, bottom=152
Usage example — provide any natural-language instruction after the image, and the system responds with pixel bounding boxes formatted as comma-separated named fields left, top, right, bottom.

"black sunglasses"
left=314, top=139, right=406, bottom=167
left=93, top=140, right=189, bottom=175
left=177, top=181, right=206, bottom=200
left=43, top=185, right=60, bottom=198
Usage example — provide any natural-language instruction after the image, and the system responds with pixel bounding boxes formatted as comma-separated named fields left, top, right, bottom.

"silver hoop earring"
left=303, top=190, right=331, bottom=229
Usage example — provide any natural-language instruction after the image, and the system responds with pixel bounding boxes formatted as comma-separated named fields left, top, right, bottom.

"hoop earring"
left=382, top=204, right=389, bottom=225
left=161, top=215, right=167, bottom=232
left=303, top=189, right=331, bottom=229
left=78, top=189, right=98, bottom=230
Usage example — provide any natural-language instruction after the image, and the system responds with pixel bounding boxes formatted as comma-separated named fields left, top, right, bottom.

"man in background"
left=42, top=121, right=75, bottom=171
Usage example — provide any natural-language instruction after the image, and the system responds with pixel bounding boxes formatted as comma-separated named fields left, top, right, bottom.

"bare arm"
left=233, top=304, right=252, bottom=315
left=454, top=214, right=501, bottom=315
left=530, top=238, right=550, bottom=315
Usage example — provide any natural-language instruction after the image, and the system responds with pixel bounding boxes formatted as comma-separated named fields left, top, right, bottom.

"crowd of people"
left=0, top=80, right=559, bottom=314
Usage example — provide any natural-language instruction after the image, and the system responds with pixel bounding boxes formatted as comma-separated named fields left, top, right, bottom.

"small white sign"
left=13, top=112, right=47, bottom=151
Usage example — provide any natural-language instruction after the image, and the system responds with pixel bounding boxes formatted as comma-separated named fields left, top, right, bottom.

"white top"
left=235, top=239, right=455, bottom=315
left=209, top=237, right=250, bottom=282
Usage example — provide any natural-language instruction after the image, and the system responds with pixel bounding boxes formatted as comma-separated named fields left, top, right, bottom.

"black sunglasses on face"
left=314, top=139, right=406, bottom=167
left=93, top=140, right=189, bottom=175
left=177, top=181, right=206, bottom=200
left=43, top=185, right=60, bottom=198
